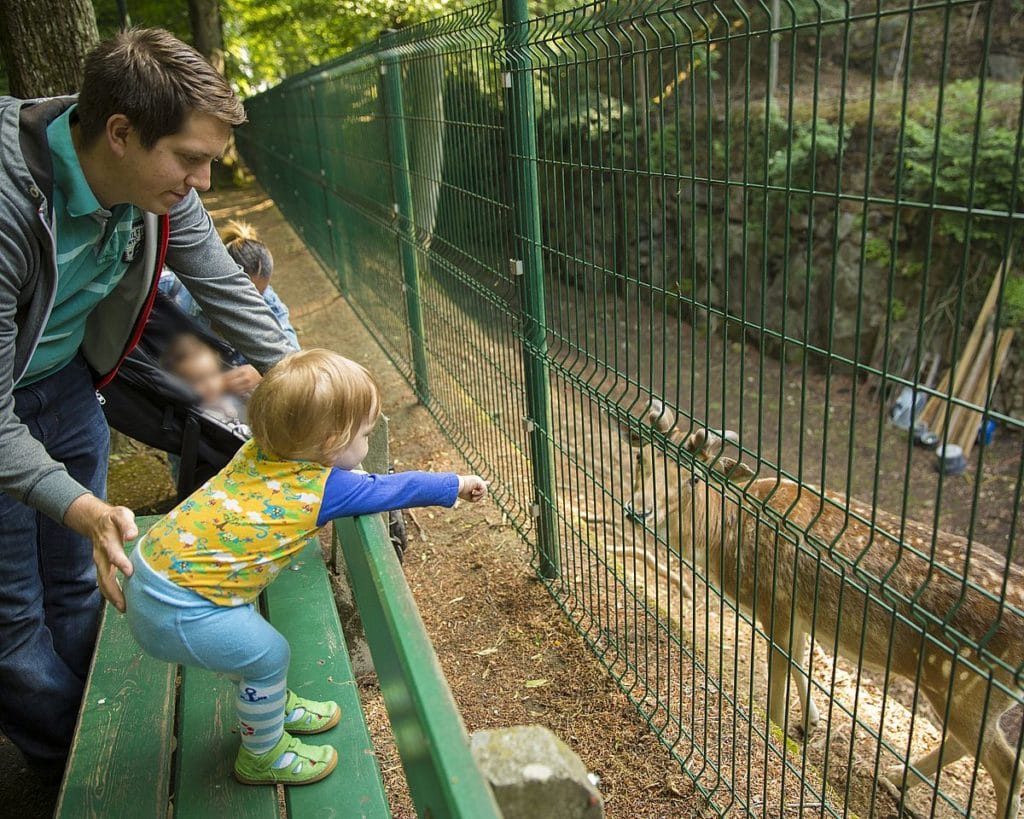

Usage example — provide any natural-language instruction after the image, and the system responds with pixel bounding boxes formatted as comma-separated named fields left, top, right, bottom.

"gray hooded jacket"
left=0, top=95, right=297, bottom=523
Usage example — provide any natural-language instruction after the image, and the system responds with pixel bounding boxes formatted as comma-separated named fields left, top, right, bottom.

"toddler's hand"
left=458, top=475, right=488, bottom=502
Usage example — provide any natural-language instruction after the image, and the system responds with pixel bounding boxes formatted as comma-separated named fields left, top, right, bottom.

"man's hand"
left=224, top=364, right=261, bottom=398
left=457, top=475, right=488, bottom=503
left=64, top=494, right=138, bottom=613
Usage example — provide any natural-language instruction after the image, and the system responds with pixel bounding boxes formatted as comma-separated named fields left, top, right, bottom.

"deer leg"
left=767, top=621, right=797, bottom=734
left=922, top=679, right=1021, bottom=819
left=977, top=717, right=1022, bottom=819
left=767, top=643, right=790, bottom=731
left=794, top=633, right=820, bottom=735
left=944, top=705, right=1023, bottom=819
left=884, top=736, right=968, bottom=792
left=608, top=545, right=692, bottom=601
left=766, top=620, right=819, bottom=739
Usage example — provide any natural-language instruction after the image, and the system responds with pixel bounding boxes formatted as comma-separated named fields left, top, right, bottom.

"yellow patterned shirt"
left=140, top=440, right=331, bottom=606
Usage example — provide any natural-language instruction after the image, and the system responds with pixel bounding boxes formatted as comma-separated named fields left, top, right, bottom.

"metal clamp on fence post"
left=502, top=0, right=559, bottom=580
left=380, top=55, right=430, bottom=404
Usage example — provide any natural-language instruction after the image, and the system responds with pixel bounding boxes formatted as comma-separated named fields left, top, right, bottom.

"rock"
left=470, top=725, right=604, bottom=819
left=836, top=210, right=858, bottom=242
left=989, top=54, right=1023, bottom=83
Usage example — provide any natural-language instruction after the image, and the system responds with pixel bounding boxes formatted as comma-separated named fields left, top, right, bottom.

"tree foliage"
left=88, top=0, right=582, bottom=97
left=93, top=0, right=191, bottom=39
left=223, top=0, right=474, bottom=95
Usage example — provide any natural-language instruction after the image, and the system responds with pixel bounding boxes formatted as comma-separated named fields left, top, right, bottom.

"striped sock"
left=237, top=674, right=287, bottom=755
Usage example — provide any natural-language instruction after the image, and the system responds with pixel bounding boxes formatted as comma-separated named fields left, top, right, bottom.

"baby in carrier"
left=162, top=332, right=251, bottom=438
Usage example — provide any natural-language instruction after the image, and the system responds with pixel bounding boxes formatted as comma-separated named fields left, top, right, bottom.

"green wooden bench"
left=56, top=513, right=502, bottom=818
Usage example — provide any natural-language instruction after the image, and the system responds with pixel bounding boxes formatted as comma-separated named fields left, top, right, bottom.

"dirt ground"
left=200, top=182, right=1022, bottom=818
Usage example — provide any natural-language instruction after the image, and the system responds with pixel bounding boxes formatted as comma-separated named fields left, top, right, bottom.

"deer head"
left=626, top=399, right=743, bottom=523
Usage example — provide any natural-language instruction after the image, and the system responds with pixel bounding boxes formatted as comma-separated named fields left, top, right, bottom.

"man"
left=0, top=28, right=297, bottom=775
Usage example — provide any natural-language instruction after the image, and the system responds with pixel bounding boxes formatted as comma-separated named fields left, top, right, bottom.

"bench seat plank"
left=263, top=536, right=391, bottom=818
left=55, top=518, right=176, bottom=819
left=173, top=667, right=280, bottom=819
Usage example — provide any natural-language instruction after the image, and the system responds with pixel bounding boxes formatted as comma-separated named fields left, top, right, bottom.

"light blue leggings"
left=125, top=546, right=289, bottom=754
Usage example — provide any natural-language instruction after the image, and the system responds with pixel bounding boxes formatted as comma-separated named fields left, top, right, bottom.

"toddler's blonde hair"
left=248, top=349, right=381, bottom=463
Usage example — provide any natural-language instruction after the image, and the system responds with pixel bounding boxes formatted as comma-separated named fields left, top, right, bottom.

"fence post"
left=502, top=0, right=559, bottom=579
left=381, top=53, right=430, bottom=403
left=307, top=81, right=344, bottom=290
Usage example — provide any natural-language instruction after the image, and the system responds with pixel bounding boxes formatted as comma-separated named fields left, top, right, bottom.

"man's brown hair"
left=77, top=27, right=245, bottom=148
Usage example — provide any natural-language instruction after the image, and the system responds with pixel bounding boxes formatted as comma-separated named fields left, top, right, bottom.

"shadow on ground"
left=0, top=736, right=61, bottom=818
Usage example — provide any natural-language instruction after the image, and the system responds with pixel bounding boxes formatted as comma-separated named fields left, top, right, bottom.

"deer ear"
left=646, top=399, right=676, bottom=433
left=684, top=428, right=709, bottom=455
left=716, top=457, right=756, bottom=484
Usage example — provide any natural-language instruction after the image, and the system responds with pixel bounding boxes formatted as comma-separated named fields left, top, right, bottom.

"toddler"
left=125, top=348, right=487, bottom=785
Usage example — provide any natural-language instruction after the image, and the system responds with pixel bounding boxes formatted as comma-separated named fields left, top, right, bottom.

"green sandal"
left=283, top=690, right=341, bottom=735
left=234, top=731, right=337, bottom=786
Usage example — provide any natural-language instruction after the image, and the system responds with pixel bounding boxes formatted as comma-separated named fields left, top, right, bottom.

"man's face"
left=119, top=112, right=231, bottom=214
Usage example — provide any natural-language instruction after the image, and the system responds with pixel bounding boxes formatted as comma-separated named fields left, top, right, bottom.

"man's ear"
left=106, top=114, right=134, bottom=158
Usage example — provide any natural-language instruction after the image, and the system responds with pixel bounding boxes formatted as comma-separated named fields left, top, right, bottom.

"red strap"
left=94, top=213, right=171, bottom=389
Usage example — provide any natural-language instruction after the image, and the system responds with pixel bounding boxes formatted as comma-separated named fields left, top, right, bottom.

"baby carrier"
left=100, top=291, right=250, bottom=502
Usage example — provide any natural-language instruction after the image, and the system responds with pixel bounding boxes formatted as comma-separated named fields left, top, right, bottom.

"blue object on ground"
left=977, top=419, right=997, bottom=446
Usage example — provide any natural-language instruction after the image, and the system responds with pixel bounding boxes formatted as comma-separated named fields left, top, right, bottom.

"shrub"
left=900, top=80, right=1023, bottom=250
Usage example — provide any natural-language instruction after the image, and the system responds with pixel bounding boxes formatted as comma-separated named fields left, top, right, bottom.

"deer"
left=625, top=399, right=1024, bottom=819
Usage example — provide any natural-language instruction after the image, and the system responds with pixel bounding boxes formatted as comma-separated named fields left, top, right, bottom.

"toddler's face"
left=332, top=415, right=376, bottom=470
left=176, top=349, right=225, bottom=406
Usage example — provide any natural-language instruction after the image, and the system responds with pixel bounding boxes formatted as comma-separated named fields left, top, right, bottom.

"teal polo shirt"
left=20, top=105, right=140, bottom=386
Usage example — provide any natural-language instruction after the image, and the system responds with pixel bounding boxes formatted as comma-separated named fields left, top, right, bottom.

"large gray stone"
left=471, top=725, right=604, bottom=819
left=989, top=54, right=1024, bottom=83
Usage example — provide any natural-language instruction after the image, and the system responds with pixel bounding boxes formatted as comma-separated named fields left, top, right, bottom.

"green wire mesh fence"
left=236, top=1, right=1024, bottom=815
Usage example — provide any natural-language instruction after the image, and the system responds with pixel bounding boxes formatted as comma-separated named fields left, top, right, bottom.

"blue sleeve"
left=316, top=469, right=461, bottom=526
left=263, top=286, right=299, bottom=349
left=159, top=269, right=209, bottom=329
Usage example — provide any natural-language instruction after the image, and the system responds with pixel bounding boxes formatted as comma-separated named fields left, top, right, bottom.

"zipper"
left=15, top=203, right=61, bottom=386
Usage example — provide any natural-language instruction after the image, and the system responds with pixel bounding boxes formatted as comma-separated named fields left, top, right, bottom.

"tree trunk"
left=0, top=0, right=99, bottom=97
left=188, top=0, right=243, bottom=184
left=187, top=0, right=225, bottom=75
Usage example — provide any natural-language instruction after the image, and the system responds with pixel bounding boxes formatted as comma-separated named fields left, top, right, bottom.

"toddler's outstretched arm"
left=317, top=469, right=485, bottom=525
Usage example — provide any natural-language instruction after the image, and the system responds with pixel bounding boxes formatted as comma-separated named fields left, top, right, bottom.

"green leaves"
left=900, top=80, right=1023, bottom=249
left=223, top=0, right=472, bottom=95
